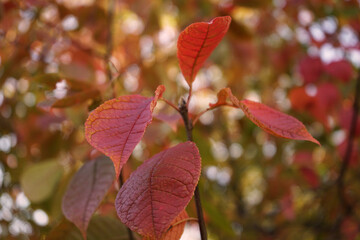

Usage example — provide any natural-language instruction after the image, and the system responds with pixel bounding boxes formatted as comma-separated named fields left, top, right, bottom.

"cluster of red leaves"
left=62, top=16, right=319, bottom=240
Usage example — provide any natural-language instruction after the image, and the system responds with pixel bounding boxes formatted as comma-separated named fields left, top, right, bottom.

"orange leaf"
left=85, top=85, right=165, bottom=178
left=177, top=16, right=231, bottom=87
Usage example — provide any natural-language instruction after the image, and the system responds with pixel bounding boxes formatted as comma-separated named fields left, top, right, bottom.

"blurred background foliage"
left=0, top=0, right=360, bottom=239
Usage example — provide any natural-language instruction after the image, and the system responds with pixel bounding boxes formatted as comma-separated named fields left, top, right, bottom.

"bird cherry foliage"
left=62, top=16, right=319, bottom=240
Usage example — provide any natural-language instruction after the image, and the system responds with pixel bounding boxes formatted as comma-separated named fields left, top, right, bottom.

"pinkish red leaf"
left=324, top=60, right=354, bottom=83
left=177, top=16, right=231, bottom=86
left=211, top=88, right=319, bottom=145
left=115, top=142, right=201, bottom=240
left=299, top=167, right=319, bottom=188
left=62, top=156, right=115, bottom=238
left=240, top=99, right=320, bottom=145
left=85, top=85, right=165, bottom=177
left=298, top=56, right=323, bottom=84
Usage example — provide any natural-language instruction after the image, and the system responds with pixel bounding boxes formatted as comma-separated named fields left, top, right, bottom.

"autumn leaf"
left=85, top=85, right=165, bottom=177
left=143, top=210, right=189, bottom=240
left=115, top=142, right=201, bottom=240
left=211, top=88, right=320, bottom=145
left=177, top=16, right=231, bottom=87
left=62, top=156, right=116, bottom=238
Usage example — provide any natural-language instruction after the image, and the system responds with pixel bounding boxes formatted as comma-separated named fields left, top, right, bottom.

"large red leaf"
left=85, top=85, right=165, bottom=177
left=62, top=156, right=116, bottom=238
left=177, top=16, right=231, bottom=86
left=143, top=210, right=188, bottom=240
left=115, top=142, right=201, bottom=240
left=211, top=88, right=320, bottom=145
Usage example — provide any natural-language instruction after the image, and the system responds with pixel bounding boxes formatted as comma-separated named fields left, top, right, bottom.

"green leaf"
left=21, top=160, right=64, bottom=203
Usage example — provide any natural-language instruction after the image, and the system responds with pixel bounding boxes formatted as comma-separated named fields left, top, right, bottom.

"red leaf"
left=324, top=60, right=354, bottom=83
left=160, top=210, right=188, bottom=240
left=299, top=167, right=319, bottom=188
left=211, top=88, right=319, bottom=145
left=143, top=210, right=188, bottom=240
left=62, top=156, right=115, bottom=238
left=115, top=142, right=201, bottom=240
left=298, top=56, right=323, bottom=84
left=240, top=99, right=320, bottom=145
left=85, top=85, right=165, bottom=177
left=177, top=16, right=231, bottom=86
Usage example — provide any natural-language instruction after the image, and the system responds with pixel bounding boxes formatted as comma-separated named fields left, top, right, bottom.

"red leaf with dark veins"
left=211, top=88, right=320, bottom=145
left=177, top=16, right=231, bottom=87
left=115, top=142, right=201, bottom=240
left=239, top=99, right=320, bottom=145
left=62, top=156, right=115, bottom=238
left=85, top=85, right=165, bottom=177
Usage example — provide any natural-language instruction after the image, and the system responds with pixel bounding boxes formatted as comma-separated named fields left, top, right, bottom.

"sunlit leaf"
left=116, top=142, right=201, bottom=240
left=177, top=16, right=231, bottom=86
left=85, top=85, right=165, bottom=177
left=62, top=156, right=115, bottom=238
left=21, top=160, right=63, bottom=203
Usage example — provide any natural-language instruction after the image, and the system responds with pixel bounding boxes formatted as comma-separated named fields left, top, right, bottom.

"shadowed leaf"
left=62, top=156, right=115, bottom=238
left=177, top=16, right=231, bottom=86
left=116, top=142, right=201, bottom=240
left=85, top=85, right=165, bottom=177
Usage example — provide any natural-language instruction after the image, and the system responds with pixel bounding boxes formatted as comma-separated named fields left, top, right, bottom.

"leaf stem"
left=179, top=98, right=208, bottom=240
left=161, top=98, right=180, bottom=113
left=192, top=104, right=238, bottom=126
left=336, top=71, right=360, bottom=215
left=106, top=0, right=115, bottom=98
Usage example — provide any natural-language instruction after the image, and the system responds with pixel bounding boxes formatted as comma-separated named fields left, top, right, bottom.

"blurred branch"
left=337, top=71, right=360, bottom=214
left=106, top=0, right=115, bottom=97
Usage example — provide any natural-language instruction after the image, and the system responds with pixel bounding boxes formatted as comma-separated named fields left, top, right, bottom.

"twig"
left=106, top=0, right=115, bottom=98
left=336, top=71, right=360, bottom=215
left=179, top=98, right=208, bottom=240
left=160, top=98, right=180, bottom=113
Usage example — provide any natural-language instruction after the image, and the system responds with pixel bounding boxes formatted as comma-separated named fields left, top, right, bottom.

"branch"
left=106, top=0, right=115, bottom=98
left=337, top=71, right=360, bottom=214
left=179, top=99, right=208, bottom=240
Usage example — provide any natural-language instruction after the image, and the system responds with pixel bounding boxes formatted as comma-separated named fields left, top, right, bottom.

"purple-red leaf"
left=210, top=88, right=320, bottom=145
left=62, top=156, right=115, bottom=238
left=177, top=16, right=231, bottom=86
left=85, top=85, right=165, bottom=177
left=115, top=142, right=201, bottom=240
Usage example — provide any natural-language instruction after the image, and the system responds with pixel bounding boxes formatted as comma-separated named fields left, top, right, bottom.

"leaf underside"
left=115, top=142, right=201, bottom=240
left=62, top=156, right=115, bottom=238
left=211, top=88, right=320, bottom=145
left=85, top=85, right=165, bottom=178
left=177, top=16, right=231, bottom=86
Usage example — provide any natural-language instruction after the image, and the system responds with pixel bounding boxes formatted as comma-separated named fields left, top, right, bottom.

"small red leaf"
left=211, top=88, right=319, bottom=144
left=85, top=86, right=165, bottom=177
left=299, top=167, right=319, bottom=188
left=209, top=87, right=240, bottom=108
left=115, top=142, right=201, bottom=240
left=298, top=56, right=323, bottom=84
left=177, top=16, right=231, bottom=86
left=62, top=156, right=115, bottom=238
left=324, top=60, right=354, bottom=83
left=240, top=99, right=320, bottom=145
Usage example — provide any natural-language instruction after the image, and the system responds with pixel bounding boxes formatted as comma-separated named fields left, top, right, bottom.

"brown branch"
left=106, top=0, right=115, bottom=98
left=179, top=98, right=208, bottom=240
